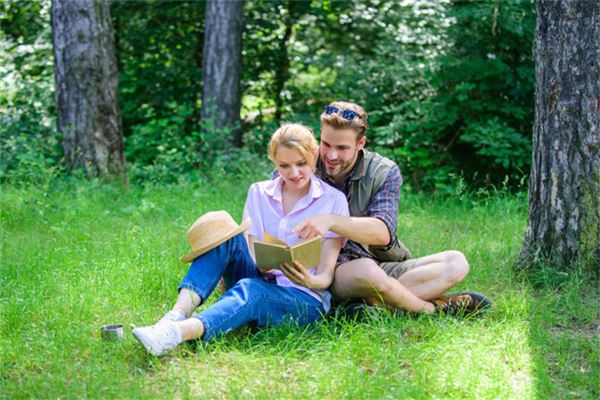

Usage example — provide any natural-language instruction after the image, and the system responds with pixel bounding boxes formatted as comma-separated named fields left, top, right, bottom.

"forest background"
left=1, top=0, right=535, bottom=192
left=1, top=0, right=599, bottom=398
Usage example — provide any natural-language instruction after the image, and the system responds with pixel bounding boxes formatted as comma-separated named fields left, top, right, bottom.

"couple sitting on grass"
left=133, top=101, right=491, bottom=356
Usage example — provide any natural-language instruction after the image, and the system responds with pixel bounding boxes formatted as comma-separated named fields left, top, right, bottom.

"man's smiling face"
left=319, top=124, right=366, bottom=183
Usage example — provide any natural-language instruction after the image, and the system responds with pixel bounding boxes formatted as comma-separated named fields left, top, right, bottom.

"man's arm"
left=292, top=215, right=390, bottom=246
left=293, top=165, right=401, bottom=246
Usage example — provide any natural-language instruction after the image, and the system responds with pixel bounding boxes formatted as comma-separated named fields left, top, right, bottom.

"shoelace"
left=439, top=296, right=471, bottom=313
left=152, top=321, right=178, bottom=348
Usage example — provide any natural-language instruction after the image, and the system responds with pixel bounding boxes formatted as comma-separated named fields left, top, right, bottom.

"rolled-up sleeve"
left=367, top=165, right=402, bottom=241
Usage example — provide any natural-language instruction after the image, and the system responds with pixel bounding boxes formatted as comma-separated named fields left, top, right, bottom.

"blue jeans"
left=178, top=234, right=324, bottom=342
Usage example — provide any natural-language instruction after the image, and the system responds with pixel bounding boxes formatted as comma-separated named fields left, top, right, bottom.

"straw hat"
left=180, top=211, right=251, bottom=263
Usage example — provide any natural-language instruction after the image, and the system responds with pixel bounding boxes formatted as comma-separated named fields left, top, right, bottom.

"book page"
left=262, top=232, right=287, bottom=246
left=290, top=236, right=321, bottom=269
left=254, top=241, right=292, bottom=269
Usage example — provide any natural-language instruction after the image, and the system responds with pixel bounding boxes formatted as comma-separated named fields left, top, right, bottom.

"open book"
left=253, top=232, right=321, bottom=270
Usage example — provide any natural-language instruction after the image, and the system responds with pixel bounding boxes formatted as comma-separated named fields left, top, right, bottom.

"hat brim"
left=179, top=218, right=251, bottom=263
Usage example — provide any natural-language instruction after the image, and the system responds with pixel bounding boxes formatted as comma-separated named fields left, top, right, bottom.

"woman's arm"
left=280, top=237, right=343, bottom=290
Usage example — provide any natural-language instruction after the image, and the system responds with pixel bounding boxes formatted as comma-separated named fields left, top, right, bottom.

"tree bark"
left=518, top=0, right=599, bottom=271
left=52, top=0, right=126, bottom=181
left=201, top=0, right=244, bottom=147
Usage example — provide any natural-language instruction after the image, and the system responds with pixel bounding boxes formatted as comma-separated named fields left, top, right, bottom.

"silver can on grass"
left=101, top=324, right=124, bottom=341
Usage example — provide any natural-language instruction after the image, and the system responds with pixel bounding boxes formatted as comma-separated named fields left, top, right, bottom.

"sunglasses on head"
left=324, top=105, right=361, bottom=121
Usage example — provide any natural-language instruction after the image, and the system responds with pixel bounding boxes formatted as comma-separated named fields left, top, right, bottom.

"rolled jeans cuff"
left=177, top=283, right=206, bottom=304
left=193, top=314, right=212, bottom=343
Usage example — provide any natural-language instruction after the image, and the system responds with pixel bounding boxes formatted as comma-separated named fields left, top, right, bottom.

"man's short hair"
left=320, top=101, right=368, bottom=140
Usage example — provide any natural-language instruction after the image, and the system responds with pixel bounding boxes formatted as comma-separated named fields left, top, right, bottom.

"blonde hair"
left=320, top=101, right=368, bottom=140
left=268, top=123, right=318, bottom=168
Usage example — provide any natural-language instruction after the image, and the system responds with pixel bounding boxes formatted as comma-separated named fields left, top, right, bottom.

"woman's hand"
left=280, top=261, right=317, bottom=289
left=255, top=265, right=277, bottom=280
left=280, top=238, right=344, bottom=291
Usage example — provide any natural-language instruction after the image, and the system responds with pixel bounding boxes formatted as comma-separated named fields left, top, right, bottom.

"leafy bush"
left=460, top=117, right=531, bottom=171
left=302, top=0, right=535, bottom=191
left=124, top=103, right=199, bottom=182
left=0, top=2, right=61, bottom=185
left=1, top=0, right=536, bottom=192
left=112, top=0, right=204, bottom=140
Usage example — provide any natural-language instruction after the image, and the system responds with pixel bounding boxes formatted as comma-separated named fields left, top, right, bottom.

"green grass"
left=1, top=176, right=598, bottom=399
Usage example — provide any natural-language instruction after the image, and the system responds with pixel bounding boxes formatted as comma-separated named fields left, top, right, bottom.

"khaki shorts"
left=379, top=258, right=419, bottom=279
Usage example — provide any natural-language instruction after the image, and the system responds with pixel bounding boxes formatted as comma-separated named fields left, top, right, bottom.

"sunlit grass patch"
left=1, top=177, right=597, bottom=399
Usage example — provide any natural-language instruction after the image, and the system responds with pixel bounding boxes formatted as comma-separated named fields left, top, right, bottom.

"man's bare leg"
left=331, top=258, right=435, bottom=313
left=396, top=251, right=469, bottom=300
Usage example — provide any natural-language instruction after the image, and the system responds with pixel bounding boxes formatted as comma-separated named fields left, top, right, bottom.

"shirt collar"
left=264, top=175, right=325, bottom=203
left=347, top=149, right=366, bottom=181
left=264, top=176, right=282, bottom=201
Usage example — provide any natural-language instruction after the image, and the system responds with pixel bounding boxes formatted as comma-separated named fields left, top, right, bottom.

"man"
left=292, top=101, right=490, bottom=315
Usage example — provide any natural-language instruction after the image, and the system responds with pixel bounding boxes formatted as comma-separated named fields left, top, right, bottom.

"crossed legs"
left=330, top=251, right=469, bottom=313
left=137, top=232, right=325, bottom=352
left=396, top=250, right=469, bottom=300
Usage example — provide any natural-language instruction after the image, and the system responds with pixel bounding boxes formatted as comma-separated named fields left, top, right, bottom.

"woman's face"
left=274, top=145, right=314, bottom=192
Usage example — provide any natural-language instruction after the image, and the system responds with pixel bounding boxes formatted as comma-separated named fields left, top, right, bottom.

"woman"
left=133, top=123, right=349, bottom=356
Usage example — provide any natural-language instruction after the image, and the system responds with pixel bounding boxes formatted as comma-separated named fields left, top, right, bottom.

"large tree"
left=52, top=0, right=126, bottom=180
left=519, top=0, right=599, bottom=271
left=201, top=0, right=244, bottom=147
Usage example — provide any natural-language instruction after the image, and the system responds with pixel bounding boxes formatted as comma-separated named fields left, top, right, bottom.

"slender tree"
left=52, top=0, right=126, bottom=180
left=518, top=0, right=599, bottom=271
left=201, top=0, right=244, bottom=147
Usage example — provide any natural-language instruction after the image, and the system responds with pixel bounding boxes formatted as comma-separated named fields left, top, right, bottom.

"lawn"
left=1, top=175, right=598, bottom=399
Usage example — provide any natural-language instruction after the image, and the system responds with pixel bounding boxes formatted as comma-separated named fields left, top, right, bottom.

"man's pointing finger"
left=291, top=220, right=307, bottom=234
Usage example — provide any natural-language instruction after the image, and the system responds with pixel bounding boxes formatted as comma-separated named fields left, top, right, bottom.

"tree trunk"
left=201, top=0, right=244, bottom=147
left=52, top=0, right=126, bottom=181
left=518, top=0, right=599, bottom=271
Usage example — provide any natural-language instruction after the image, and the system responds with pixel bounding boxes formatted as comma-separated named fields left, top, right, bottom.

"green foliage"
left=460, top=116, right=531, bottom=170
left=1, top=0, right=535, bottom=191
left=423, top=0, right=535, bottom=183
left=0, top=0, right=61, bottom=184
left=0, top=0, right=47, bottom=43
left=243, top=0, right=332, bottom=120
left=339, top=0, right=534, bottom=190
left=112, top=0, right=204, bottom=134
left=124, top=102, right=198, bottom=184
left=443, top=1, right=532, bottom=186
left=111, top=0, right=206, bottom=181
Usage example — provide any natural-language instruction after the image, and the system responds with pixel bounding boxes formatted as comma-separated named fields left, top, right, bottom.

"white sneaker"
left=132, top=320, right=181, bottom=356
